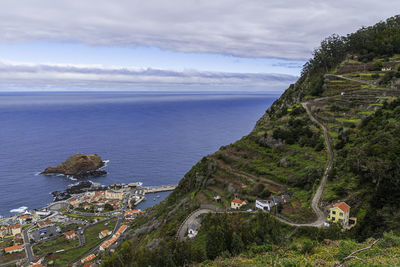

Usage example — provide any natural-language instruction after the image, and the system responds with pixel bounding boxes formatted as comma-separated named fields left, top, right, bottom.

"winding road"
left=177, top=99, right=334, bottom=238
left=272, top=101, right=333, bottom=227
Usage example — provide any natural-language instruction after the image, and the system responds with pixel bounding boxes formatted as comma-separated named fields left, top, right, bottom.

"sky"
left=0, top=0, right=399, bottom=91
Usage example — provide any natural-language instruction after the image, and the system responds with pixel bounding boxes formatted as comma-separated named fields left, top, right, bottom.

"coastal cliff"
left=99, top=15, right=400, bottom=267
left=41, top=153, right=106, bottom=178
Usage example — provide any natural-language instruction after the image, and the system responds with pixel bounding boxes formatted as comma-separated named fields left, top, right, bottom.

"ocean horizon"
left=0, top=91, right=278, bottom=217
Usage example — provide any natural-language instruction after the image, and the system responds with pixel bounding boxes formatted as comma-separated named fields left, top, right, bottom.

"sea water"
left=0, top=91, right=277, bottom=216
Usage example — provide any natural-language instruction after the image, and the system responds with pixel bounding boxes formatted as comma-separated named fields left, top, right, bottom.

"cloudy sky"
left=0, top=0, right=399, bottom=91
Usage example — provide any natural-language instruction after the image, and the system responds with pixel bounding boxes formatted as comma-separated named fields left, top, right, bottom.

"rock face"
left=41, top=153, right=106, bottom=178
left=52, top=181, right=95, bottom=201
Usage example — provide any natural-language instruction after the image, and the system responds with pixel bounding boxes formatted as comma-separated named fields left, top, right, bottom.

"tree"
left=104, top=203, right=114, bottom=211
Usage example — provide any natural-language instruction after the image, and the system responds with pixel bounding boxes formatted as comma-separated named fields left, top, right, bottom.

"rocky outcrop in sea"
left=41, top=153, right=107, bottom=178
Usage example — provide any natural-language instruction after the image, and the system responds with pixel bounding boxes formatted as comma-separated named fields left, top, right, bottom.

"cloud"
left=0, top=1, right=399, bottom=60
left=0, top=60, right=297, bottom=91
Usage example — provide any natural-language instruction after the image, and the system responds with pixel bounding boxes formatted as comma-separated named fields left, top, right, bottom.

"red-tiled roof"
left=124, top=210, right=143, bottom=216
left=64, top=230, right=76, bottom=237
left=231, top=198, right=244, bottom=204
left=14, top=233, right=22, bottom=239
left=114, top=225, right=127, bottom=237
left=81, top=253, right=96, bottom=263
left=332, top=202, right=350, bottom=213
left=5, top=245, right=23, bottom=253
left=100, top=237, right=117, bottom=250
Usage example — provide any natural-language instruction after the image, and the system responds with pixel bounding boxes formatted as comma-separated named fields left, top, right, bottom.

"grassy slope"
left=98, top=56, right=400, bottom=266
left=100, top=16, right=400, bottom=265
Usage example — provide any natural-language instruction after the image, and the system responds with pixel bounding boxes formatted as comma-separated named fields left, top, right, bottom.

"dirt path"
left=271, top=102, right=333, bottom=227
left=332, top=74, right=377, bottom=88
left=176, top=99, right=334, bottom=235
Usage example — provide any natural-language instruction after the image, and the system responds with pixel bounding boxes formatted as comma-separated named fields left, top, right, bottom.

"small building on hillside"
left=188, top=223, right=199, bottom=239
left=231, top=198, right=246, bottom=210
left=124, top=209, right=143, bottom=219
left=113, top=225, right=128, bottom=238
left=99, top=237, right=117, bottom=251
left=272, top=194, right=290, bottom=205
left=327, top=202, right=351, bottom=226
left=99, top=229, right=111, bottom=239
left=81, top=254, right=96, bottom=264
left=64, top=230, right=76, bottom=240
left=255, top=200, right=274, bottom=211
left=213, top=195, right=221, bottom=202
left=5, top=245, right=24, bottom=254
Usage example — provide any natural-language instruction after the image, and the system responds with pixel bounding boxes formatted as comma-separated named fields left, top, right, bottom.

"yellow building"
left=231, top=198, right=246, bottom=210
left=105, top=190, right=124, bottom=200
left=327, top=202, right=350, bottom=225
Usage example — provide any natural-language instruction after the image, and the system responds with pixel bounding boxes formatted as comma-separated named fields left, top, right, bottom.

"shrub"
left=300, top=239, right=315, bottom=255
left=380, top=231, right=400, bottom=248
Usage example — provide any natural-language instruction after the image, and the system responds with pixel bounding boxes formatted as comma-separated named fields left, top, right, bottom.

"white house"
left=255, top=200, right=274, bottom=211
left=188, top=223, right=199, bottom=239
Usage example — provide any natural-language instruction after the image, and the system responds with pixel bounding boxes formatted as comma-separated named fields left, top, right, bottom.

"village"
left=0, top=182, right=177, bottom=267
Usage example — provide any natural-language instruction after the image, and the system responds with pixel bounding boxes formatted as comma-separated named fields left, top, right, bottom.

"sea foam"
left=10, top=206, right=28, bottom=213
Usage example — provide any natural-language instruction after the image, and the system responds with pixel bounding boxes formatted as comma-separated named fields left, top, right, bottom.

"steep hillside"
left=100, top=16, right=400, bottom=266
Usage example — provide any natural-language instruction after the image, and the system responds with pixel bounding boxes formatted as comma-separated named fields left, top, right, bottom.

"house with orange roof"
left=69, top=198, right=80, bottom=208
left=38, top=220, right=52, bottom=228
left=113, top=224, right=127, bottom=238
left=98, top=229, right=111, bottom=239
left=27, top=264, right=43, bottom=267
left=81, top=253, right=96, bottom=263
left=124, top=209, right=143, bottom=219
left=19, top=215, right=30, bottom=224
left=231, top=198, right=246, bottom=210
left=64, top=230, right=76, bottom=240
left=327, top=202, right=351, bottom=226
left=99, top=236, right=118, bottom=251
left=5, top=244, right=24, bottom=254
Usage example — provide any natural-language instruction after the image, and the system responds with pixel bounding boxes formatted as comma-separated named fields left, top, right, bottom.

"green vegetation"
left=33, top=234, right=79, bottom=256
left=202, top=231, right=400, bottom=266
left=65, top=213, right=107, bottom=222
left=0, top=251, right=25, bottom=264
left=45, top=218, right=116, bottom=265
left=97, top=15, right=400, bottom=267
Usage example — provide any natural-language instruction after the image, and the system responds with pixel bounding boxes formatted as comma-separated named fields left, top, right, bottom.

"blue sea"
left=0, top=92, right=277, bottom=217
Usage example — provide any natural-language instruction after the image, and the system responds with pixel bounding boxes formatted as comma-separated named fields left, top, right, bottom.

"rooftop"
left=64, top=230, right=76, bottom=236
left=5, top=244, right=23, bottom=252
left=100, top=237, right=117, bottom=250
left=332, top=202, right=351, bottom=213
left=81, top=253, right=96, bottom=263
left=232, top=198, right=244, bottom=204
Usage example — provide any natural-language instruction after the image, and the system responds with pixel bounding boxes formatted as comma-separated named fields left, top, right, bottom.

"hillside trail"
left=330, top=74, right=377, bottom=88
left=177, top=97, right=334, bottom=241
left=271, top=101, right=333, bottom=227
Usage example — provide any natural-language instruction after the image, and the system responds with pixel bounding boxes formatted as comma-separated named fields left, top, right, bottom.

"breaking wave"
left=10, top=206, right=28, bottom=213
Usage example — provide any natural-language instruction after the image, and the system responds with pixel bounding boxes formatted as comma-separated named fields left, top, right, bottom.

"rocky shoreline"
left=52, top=181, right=102, bottom=202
